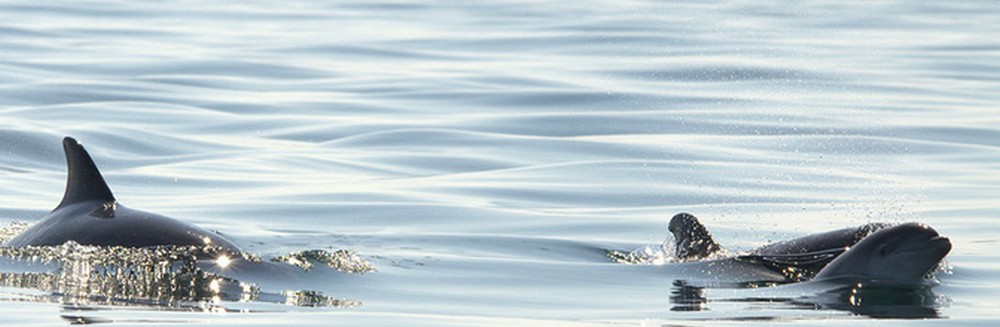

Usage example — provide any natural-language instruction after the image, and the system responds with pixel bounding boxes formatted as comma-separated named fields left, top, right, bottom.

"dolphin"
left=3, top=137, right=241, bottom=254
left=663, top=213, right=950, bottom=283
left=814, top=222, right=951, bottom=282
left=668, top=213, right=722, bottom=261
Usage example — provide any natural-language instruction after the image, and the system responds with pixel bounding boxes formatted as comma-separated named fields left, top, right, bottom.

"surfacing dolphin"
left=0, top=138, right=376, bottom=307
left=663, top=213, right=951, bottom=284
left=813, top=222, right=951, bottom=282
left=4, top=137, right=241, bottom=255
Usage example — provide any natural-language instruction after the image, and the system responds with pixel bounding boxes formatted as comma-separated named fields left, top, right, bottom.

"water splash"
left=0, top=221, right=28, bottom=242
left=0, top=223, right=366, bottom=309
left=271, top=249, right=375, bottom=274
left=607, top=242, right=677, bottom=265
left=608, top=234, right=732, bottom=265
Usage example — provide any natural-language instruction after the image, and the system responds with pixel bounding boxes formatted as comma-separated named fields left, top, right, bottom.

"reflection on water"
left=669, top=280, right=707, bottom=312
left=794, top=281, right=945, bottom=319
left=0, top=0, right=995, bottom=324
left=0, top=223, right=367, bottom=311
left=668, top=278, right=947, bottom=319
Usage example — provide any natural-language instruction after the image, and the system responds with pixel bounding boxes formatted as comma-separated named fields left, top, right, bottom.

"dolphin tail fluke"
left=668, top=213, right=722, bottom=261
left=55, top=137, right=116, bottom=210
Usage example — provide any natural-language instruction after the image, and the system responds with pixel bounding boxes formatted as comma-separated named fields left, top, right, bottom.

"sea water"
left=0, top=1, right=997, bottom=325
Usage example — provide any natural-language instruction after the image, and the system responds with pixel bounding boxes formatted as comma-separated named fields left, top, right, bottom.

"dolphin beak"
left=930, top=236, right=952, bottom=255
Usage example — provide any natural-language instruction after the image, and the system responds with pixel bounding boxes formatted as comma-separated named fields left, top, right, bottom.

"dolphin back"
left=4, top=136, right=242, bottom=255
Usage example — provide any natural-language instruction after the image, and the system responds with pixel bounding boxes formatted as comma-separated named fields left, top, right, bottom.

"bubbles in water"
left=272, top=249, right=376, bottom=274
left=0, top=222, right=367, bottom=309
left=0, top=222, right=28, bottom=242
left=608, top=231, right=737, bottom=265
left=608, top=237, right=678, bottom=265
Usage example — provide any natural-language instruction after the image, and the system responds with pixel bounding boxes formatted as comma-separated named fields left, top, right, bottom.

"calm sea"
left=0, top=1, right=997, bottom=325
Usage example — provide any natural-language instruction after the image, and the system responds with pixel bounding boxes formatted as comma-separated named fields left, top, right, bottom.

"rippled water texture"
left=1, top=1, right=998, bottom=326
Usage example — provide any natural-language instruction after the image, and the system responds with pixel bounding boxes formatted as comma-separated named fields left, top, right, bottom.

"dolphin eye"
left=877, top=244, right=889, bottom=256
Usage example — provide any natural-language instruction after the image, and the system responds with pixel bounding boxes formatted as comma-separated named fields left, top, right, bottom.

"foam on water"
left=0, top=222, right=370, bottom=311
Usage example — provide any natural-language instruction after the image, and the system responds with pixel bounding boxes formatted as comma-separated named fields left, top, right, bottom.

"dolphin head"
left=815, top=222, right=951, bottom=282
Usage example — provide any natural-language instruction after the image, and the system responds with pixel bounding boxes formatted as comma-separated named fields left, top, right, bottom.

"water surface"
left=0, top=0, right=998, bottom=325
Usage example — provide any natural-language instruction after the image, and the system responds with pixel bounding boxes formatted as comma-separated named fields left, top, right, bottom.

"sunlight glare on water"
left=0, top=0, right=998, bottom=326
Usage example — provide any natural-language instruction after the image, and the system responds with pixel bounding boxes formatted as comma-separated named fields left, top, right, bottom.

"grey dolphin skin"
left=814, top=222, right=951, bottom=281
left=667, top=213, right=951, bottom=283
left=3, top=137, right=241, bottom=253
left=668, top=213, right=722, bottom=261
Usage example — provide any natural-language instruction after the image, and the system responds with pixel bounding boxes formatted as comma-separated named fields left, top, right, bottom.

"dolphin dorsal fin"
left=668, top=213, right=722, bottom=261
left=55, top=137, right=116, bottom=210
